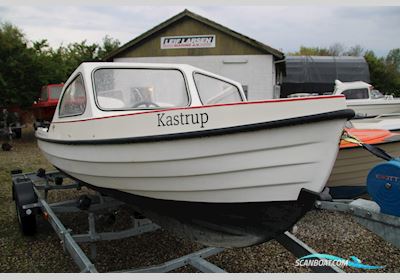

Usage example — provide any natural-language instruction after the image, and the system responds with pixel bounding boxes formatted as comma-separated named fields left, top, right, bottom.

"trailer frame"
left=11, top=169, right=344, bottom=273
left=315, top=199, right=400, bottom=250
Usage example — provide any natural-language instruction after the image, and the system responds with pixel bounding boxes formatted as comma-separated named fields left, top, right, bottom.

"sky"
left=0, top=2, right=399, bottom=57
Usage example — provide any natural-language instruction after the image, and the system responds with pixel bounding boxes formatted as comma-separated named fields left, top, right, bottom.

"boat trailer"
left=11, top=169, right=344, bottom=273
left=316, top=199, right=400, bottom=250
left=315, top=151, right=400, bottom=251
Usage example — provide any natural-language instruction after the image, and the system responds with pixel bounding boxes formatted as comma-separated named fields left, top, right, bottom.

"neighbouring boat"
left=327, top=128, right=400, bottom=199
left=334, top=80, right=400, bottom=118
left=36, top=62, right=353, bottom=248
left=350, top=113, right=400, bottom=131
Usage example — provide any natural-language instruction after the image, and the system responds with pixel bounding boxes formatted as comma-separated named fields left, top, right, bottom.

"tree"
left=52, top=36, right=120, bottom=79
left=0, top=22, right=42, bottom=107
left=386, top=48, right=400, bottom=72
left=0, top=21, right=121, bottom=108
left=287, top=46, right=330, bottom=56
left=328, top=43, right=345, bottom=56
left=288, top=43, right=365, bottom=57
left=344, top=45, right=365, bottom=56
left=97, top=35, right=120, bottom=60
left=364, top=50, right=400, bottom=96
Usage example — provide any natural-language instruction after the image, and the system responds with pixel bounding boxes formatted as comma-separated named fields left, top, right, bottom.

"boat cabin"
left=53, top=62, right=247, bottom=122
left=333, top=80, right=387, bottom=100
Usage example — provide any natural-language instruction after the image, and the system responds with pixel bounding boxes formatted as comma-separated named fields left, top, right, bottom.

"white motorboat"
left=350, top=113, right=400, bottom=131
left=334, top=80, right=400, bottom=117
left=36, top=62, right=353, bottom=248
left=327, top=128, right=400, bottom=199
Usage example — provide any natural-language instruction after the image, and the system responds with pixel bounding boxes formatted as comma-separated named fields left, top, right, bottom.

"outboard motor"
left=367, top=159, right=400, bottom=217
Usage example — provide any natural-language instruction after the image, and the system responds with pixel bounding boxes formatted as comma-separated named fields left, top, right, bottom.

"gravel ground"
left=1, top=127, right=399, bottom=273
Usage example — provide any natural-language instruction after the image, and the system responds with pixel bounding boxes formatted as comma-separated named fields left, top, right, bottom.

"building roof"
left=104, top=9, right=284, bottom=61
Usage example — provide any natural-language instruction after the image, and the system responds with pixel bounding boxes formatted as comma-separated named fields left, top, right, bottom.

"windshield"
left=341, top=88, right=369, bottom=100
left=93, top=68, right=188, bottom=110
left=49, top=85, right=63, bottom=99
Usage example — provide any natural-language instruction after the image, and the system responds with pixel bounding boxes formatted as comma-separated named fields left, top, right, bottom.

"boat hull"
left=83, top=183, right=317, bottom=248
left=38, top=117, right=347, bottom=247
left=38, top=118, right=347, bottom=203
left=327, top=140, right=400, bottom=188
left=351, top=115, right=400, bottom=131
left=347, top=101, right=400, bottom=117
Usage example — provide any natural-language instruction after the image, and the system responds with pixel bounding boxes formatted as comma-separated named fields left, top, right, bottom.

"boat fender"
left=367, top=159, right=400, bottom=217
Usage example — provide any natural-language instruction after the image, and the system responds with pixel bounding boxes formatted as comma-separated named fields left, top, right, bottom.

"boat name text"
left=157, top=112, right=209, bottom=128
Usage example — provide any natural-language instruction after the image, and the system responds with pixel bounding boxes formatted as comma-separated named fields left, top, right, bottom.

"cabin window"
left=341, top=88, right=369, bottom=100
left=371, top=89, right=384, bottom=99
left=58, top=75, right=87, bottom=117
left=93, top=68, right=188, bottom=110
left=193, top=73, right=242, bottom=105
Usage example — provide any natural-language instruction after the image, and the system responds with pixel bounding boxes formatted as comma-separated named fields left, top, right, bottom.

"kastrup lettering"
left=157, top=112, right=209, bottom=128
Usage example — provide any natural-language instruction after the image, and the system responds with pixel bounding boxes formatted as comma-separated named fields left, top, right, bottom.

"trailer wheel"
left=15, top=200, right=36, bottom=236
left=12, top=180, right=38, bottom=236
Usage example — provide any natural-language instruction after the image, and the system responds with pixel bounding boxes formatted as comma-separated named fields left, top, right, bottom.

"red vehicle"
left=32, top=84, right=63, bottom=128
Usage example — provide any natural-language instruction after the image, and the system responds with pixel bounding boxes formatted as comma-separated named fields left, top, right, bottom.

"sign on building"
left=161, top=35, right=216, bottom=49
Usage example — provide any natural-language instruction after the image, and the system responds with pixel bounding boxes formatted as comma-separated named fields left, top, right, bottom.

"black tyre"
left=15, top=200, right=37, bottom=236
left=13, top=180, right=37, bottom=236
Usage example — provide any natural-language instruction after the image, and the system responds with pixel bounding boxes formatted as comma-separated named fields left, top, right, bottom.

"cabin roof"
left=335, top=80, right=372, bottom=90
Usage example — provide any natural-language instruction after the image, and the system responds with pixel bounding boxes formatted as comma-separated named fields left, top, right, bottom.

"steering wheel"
left=131, top=101, right=159, bottom=108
